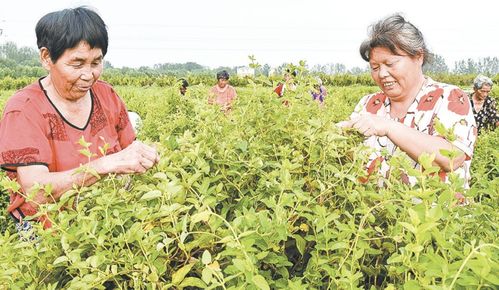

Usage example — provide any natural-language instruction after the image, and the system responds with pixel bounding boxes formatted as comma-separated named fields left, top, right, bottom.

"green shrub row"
left=0, top=85, right=497, bottom=289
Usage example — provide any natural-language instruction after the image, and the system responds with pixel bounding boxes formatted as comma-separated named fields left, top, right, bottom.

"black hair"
left=180, top=78, right=189, bottom=88
left=35, top=6, right=108, bottom=63
left=216, top=70, right=230, bottom=80
left=359, top=14, right=430, bottom=65
left=286, top=69, right=297, bottom=77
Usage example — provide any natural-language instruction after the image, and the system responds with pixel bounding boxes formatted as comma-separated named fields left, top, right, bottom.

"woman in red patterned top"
left=0, top=7, right=159, bottom=231
left=338, top=14, right=476, bottom=189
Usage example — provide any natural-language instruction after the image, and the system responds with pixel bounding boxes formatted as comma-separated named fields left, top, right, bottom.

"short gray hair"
left=359, top=14, right=431, bottom=65
left=473, top=74, right=493, bottom=90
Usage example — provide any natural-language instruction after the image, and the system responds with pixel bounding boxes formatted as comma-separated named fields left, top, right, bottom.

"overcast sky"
left=1, top=0, right=498, bottom=70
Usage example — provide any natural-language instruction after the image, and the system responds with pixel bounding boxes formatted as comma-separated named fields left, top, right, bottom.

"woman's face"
left=45, top=41, right=103, bottom=101
left=474, top=84, right=491, bottom=101
left=217, top=78, right=228, bottom=88
left=369, top=46, right=423, bottom=102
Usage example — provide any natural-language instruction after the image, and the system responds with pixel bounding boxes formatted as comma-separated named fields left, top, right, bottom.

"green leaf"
left=417, top=222, right=439, bottom=234
left=418, top=152, right=435, bottom=170
left=405, top=243, right=424, bottom=254
left=179, top=277, right=207, bottom=288
left=140, top=190, right=162, bottom=201
left=403, top=280, right=421, bottom=290
left=53, top=256, right=68, bottom=266
left=153, top=172, right=169, bottom=181
left=407, top=208, right=421, bottom=226
left=172, top=262, right=195, bottom=285
left=201, top=267, right=213, bottom=284
left=330, top=241, right=349, bottom=251
left=190, top=210, right=211, bottom=226
left=78, top=135, right=92, bottom=148
left=78, top=148, right=94, bottom=158
left=232, top=258, right=248, bottom=272
left=252, top=275, right=270, bottom=290
left=147, top=271, right=159, bottom=282
left=293, top=234, right=306, bottom=256
left=468, top=255, right=491, bottom=278
left=201, top=250, right=212, bottom=265
left=399, top=222, right=417, bottom=234
left=428, top=205, right=443, bottom=221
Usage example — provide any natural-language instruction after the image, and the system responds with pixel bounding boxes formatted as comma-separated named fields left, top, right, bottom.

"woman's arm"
left=17, top=140, right=159, bottom=208
left=339, top=115, right=466, bottom=172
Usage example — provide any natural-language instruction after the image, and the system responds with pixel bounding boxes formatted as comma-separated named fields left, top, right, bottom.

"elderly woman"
left=470, top=75, right=498, bottom=134
left=0, top=7, right=159, bottom=231
left=339, top=14, right=477, bottom=187
left=208, top=70, right=237, bottom=112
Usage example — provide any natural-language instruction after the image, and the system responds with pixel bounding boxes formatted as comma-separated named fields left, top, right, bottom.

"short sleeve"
left=350, top=94, right=371, bottom=119
left=0, top=109, right=52, bottom=171
left=434, top=88, right=476, bottom=158
left=114, top=96, right=136, bottom=149
left=231, top=86, right=237, bottom=99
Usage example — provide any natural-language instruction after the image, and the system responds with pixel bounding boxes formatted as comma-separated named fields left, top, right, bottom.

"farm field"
left=0, top=80, right=498, bottom=289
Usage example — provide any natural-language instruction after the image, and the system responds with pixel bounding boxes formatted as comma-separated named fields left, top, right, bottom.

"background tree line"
left=1, top=41, right=499, bottom=79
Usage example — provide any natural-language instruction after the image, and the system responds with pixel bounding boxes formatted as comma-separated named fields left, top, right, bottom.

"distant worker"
left=179, top=78, right=189, bottom=96
left=208, top=70, right=237, bottom=112
left=470, top=75, right=498, bottom=134
left=310, top=77, right=327, bottom=106
left=273, top=69, right=297, bottom=97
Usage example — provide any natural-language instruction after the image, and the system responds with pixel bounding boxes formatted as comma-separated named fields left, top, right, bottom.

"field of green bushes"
left=0, top=76, right=497, bottom=289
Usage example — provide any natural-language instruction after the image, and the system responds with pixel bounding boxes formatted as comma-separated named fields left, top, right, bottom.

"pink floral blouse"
left=350, top=77, right=477, bottom=188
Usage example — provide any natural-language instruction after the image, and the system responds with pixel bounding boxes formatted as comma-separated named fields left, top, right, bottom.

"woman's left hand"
left=338, top=114, right=393, bottom=137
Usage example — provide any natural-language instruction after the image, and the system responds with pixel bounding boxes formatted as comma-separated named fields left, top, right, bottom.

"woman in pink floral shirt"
left=339, top=14, right=477, bottom=188
left=208, top=70, right=237, bottom=113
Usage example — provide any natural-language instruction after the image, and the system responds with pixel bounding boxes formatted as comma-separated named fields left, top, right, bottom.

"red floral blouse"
left=350, top=77, right=477, bottom=188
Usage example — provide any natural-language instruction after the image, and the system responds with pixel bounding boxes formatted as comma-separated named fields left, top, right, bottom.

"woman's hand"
left=96, top=140, right=160, bottom=174
left=337, top=114, right=393, bottom=137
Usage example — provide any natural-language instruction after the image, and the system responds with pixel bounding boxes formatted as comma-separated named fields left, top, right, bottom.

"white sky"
left=1, top=0, right=498, bottom=70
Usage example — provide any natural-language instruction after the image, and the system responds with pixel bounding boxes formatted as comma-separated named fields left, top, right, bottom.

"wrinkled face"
left=45, top=41, right=103, bottom=101
left=474, top=84, right=491, bottom=101
left=217, top=78, right=228, bottom=88
left=369, top=46, right=423, bottom=101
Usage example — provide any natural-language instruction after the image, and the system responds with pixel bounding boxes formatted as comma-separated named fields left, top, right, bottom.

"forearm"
left=18, top=140, right=159, bottom=207
left=387, top=121, right=465, bottom=171
left=19, top=162, right=105, bottom=206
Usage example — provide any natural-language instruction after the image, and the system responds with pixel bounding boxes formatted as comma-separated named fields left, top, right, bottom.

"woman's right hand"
left=96, top=140, right=160, bottom=174
left=337, top=114, right=393, bottom=137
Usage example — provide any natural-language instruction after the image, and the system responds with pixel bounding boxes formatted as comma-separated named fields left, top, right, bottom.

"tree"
left=476, top=57, right=499, bottom=75
left=327, top=63, right=346, bottom=74
left=423, top=53, right=448, bottom=73
left=311, top=64, right=327, bottom=73
left=453, top=58, right=478, bottom=74
left=0, top=41, right=39, bottom=67
left=349, top=66, right=369, bottom=75
left=452, top=57, right=499, bottom=75
left=104, top=60, right=114, bottom=69
left=260, top=64, right=271, bottom=77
